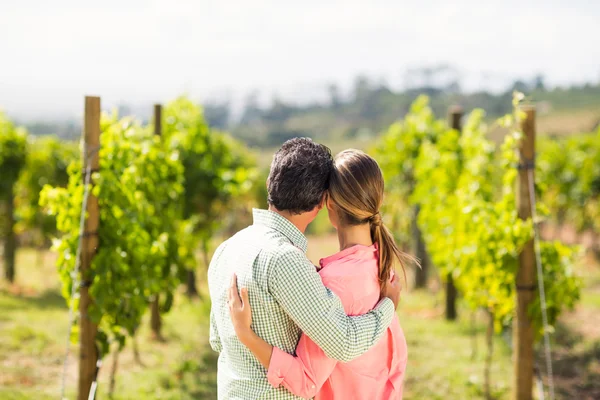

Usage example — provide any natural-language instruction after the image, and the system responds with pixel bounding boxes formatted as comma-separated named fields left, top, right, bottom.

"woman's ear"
left=326, top=193, right=334, bottom=211
left=318, top=192, right=327, bottom=210
left=325, top=192, right=338, bottom=229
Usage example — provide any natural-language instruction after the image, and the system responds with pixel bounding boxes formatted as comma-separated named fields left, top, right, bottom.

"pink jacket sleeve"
left=267, top=332, right=338, bottom=398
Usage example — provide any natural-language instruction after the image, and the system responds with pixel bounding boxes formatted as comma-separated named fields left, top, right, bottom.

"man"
left=208, top=138, right=400, bottom=399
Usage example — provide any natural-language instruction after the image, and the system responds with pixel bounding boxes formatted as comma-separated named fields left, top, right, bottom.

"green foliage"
left=15, top=136, right=78, bottom=245
left=251, top=167, right=269, bottom=211
left=374, top=95, right=446, bottom=196
left=0, top=111, right=28, bottom=281
left=163, top=97, right=257, bottom=251
left=305, top=208, right=334, bottom=236
left=377, top=94, right=581, bottom=336
left=529, top=241, right=581, bottom=339
left=40, top=113, right=185, bottom=350
left=412, top=106, right=532, bottom=328
left=0, top=112, right=28, bottom=198
left=38, top=96, right=259, bottom=351
left=538, top=128, right=600, bottom=233
left=373, top=95, right=446, bottom=246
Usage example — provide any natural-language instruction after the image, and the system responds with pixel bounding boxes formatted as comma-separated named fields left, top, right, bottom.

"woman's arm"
left=235, top=326, right=273, bottom=369
left=228, top=274, right=338, bottom=398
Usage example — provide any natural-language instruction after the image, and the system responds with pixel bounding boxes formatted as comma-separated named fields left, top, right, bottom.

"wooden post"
left=79, top=96, right=100, bottom=400
left=513, top=105, right=536, bottom=400
left=445, top=106, right=462, bottom=321
left=186, top=270, right=198, bottom=297
left=484, top=312, right=495, bottom=400
left=412, top=205, right=429, bottom=288
left=150, top=104, right=163, bottom=340
left=153, top=104, right=162, bottom=137
left=449, top=105, right=462, bottom=135
left=3, top=185, right=16, bottom=282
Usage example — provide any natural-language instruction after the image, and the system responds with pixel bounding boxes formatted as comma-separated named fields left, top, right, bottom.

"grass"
left=537, top=107, right=600, bottom=136
left=398, top=292, right=513, bottom=399
left=0, top=249, right=217, bottom=400
left=1, top=239, right=599, bottom=399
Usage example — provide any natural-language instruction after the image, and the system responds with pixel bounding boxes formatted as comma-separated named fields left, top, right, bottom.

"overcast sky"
left=1, top=0, right=599, bottom=119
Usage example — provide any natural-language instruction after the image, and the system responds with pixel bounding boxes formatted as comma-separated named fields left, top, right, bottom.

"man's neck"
left=268, top=205, right=310, bottom=234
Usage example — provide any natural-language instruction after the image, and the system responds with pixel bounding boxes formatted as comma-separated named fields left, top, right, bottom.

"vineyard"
left=1, top=93, right=599, bottom=400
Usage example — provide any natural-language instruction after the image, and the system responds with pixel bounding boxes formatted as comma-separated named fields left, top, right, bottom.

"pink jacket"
left=266, top=244, right=407, bottom=399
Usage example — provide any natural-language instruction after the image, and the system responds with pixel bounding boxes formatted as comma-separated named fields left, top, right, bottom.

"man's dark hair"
left=267, top=137, right=333, bottom=214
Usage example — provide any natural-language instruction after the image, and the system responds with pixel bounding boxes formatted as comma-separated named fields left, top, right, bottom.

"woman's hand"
left=228, top=273, right=253, bottom=342
left=381, top=269, right=402, bottom=309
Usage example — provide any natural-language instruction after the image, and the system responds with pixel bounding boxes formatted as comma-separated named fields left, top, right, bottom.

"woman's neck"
left=337, top=223, right=373, bottom=251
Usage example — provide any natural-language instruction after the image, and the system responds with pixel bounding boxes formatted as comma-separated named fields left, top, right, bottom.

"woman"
left=228, top=149, right=409, bottom=399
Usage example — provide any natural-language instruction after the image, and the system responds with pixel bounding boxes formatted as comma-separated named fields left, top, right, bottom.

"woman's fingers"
left=240, top=287, right=250, bottom=310
left=230, top=273, right=238, bottom=293
left=229, top=273, right=242, bottom=307
left=227, top=274, right=252, bottom=330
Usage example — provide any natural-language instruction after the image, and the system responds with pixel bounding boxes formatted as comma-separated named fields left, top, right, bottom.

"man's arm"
left=268, top=248, right=395, bottom=363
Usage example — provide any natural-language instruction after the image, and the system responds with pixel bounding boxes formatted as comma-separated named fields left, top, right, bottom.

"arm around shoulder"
left=268, top=247, right=395, bottom=362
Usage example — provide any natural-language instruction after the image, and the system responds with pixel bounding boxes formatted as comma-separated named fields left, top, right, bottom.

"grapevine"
left=0, top=111, right=28, bottom=282
left=15, top=135, right=78, bottom=246
left=40, top=112, right=185, bottom=351
left=538, top=128, right=600, bottom=241
left=378, top=94, right=581, bottom=332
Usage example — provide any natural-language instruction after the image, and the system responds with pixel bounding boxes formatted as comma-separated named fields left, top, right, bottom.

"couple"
left=208, top=138, right=410, bottom=399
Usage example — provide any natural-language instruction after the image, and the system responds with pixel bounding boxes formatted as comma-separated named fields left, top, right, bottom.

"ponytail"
left=369, top=213, right=410, bottom=292
left=329, top=149, right=414, bottom=293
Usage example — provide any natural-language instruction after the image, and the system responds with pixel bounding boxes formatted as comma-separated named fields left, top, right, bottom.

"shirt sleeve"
left=208, top=241, right=228, bottom=353
left=268, top=247, right=395, bottom=362
left=266, top=333, right=337, bottom=398
left=209, top=307, right=222, bottom=353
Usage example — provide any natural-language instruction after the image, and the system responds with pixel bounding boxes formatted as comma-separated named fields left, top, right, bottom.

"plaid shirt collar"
left=252, top=208, right=308, bottom=253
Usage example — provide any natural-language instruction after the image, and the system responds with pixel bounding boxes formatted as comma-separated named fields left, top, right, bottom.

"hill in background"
left=17, top=73, right=600, bottom=149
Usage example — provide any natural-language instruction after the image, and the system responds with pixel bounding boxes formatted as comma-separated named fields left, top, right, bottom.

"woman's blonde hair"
left=329, top=149, right=410, bottom=291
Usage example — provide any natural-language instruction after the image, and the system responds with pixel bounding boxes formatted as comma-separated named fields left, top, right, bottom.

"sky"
left=1, top=0, right=599, bottom=119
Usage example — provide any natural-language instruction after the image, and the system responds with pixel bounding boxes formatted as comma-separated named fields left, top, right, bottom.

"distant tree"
left=533, top=74, right=546, bottom=91
left=510, top=79, right=530, bottom=93
left=240, top=91, right=263, bottom=124
left=404, top=64, right=460, bottom=95
left=266, top=129, right=311, bottom=146
left=226, top=70, right=600, bottom=150
left=446, top=80, right=462, bottom=94
left=263, top=98, right=295, bottom=124
left=117, top=104, right=132, bottom=117
left=22, top=120, right=80, bottom=139
left=358, top=86, right=393, bottom=120
left=353, top=75, right=372, bottom=104
left=327, top=83, right=342, bottom=109
left=421, top=67, right=435, bottom=89
left=204, top=101, right=231, bottom=129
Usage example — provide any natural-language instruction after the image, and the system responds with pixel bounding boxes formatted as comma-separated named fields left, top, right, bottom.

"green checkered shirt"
left=208, top=209, right=395, bottom=399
